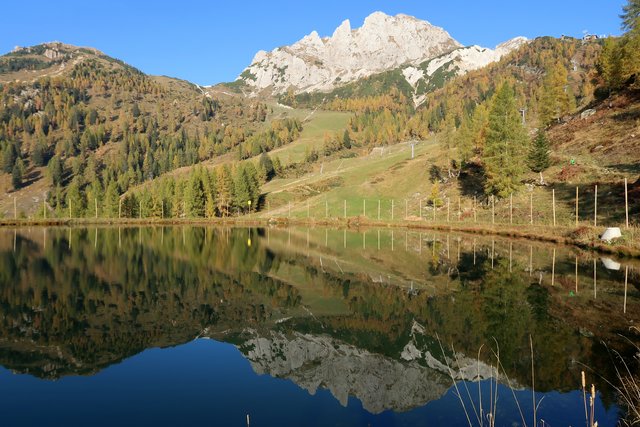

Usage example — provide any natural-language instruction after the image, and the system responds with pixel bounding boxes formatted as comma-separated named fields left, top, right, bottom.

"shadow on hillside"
left=607, top=163, right=640, bottom=174
left=458, top=162, right=487, bottom=199
left=20, top=169, right=42, bottom=189
left=551, top=181, right=638, bottom=225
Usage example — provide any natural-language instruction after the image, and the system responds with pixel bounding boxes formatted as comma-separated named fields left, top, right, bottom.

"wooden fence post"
left=625, top=178, right=629, bottom=229
left=530, top=192, right=533, bottom=225
left=510, top=193, right=513, bottom=225
left=492, top=196, right=495, bottom=225
left=473, top=196, right=477, bottom=223
left=552, top=188, right=556, bottom=227
left=575, top=186, right=579, bottom=227
left=363, top=199, right=366, bottom=217
left=594, top=185, right=598, bottom=227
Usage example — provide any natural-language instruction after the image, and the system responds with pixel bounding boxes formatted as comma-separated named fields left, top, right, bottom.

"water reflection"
left=0, top=226, right=638, bottom=425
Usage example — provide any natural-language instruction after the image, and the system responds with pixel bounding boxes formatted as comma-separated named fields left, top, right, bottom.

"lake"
left=0, top=226, right=637, bottom=426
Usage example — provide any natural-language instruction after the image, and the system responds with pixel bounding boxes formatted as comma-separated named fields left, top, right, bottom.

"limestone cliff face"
left=239, top=326, right=496, bottom=414
left=236, top=12, right=527, bottom=98
left=238, top=12, right=460, bottom=94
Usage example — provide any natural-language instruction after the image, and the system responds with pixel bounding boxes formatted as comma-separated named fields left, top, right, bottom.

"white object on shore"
left=600, top=227, right=622, bottom=243
left=601, top=257, right=621, bottom=271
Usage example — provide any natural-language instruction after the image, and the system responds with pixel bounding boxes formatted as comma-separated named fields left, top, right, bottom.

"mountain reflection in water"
left=0, top=226, right=637, bottom=426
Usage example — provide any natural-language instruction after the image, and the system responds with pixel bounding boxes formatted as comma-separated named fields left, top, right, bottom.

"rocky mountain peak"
left=331, top=19, right=352, bottom=41
left=233, top=11, right=528, bottom=99
left=237, top=11, right=462, bottom=95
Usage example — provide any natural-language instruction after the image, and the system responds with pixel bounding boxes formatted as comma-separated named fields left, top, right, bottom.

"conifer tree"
left=11, top=159, right=23, bottom=190
left=455, top=115, right=474, bottom=164
left=185, top=174, right=205, bottom=218
left=2, top=143, right=17, bottom=174
left=103, top=180, right=120, bottom=217
left=205, top=194, right=216, bottom=218
left=67, top=178, right=84, bottom=217
left=599, top=37, right=625, bottom=91
left=483, top=82, right=529, bottom=198
left=216, top=165, right=234, bottom=217
left=233, top=165, right=251, bottom=214
left=539, top=62, right=574, bottom=126
left=48, top=155, right=64, bottom=187
left=622, top=0, right=640, bottom=31
left=258, top=152, right=274, bottom=181
left=342, top=129, right=352, bottom=149
left=527, top=130, right=551, bottom=184
left=244, top=162, right=260, bottom=209
left=31, top=141, right=46, bottom=167
left=171, top=181, right=185, bottom=218
left=272, top=156, right=283, bottom=177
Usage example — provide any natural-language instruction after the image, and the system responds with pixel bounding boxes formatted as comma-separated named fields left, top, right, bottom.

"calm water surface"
left=0, top=226, right=637, bottom=426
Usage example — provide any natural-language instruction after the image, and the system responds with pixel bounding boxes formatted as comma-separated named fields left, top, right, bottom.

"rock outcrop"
left=238, top=12, right=460, bottom=94
left=235, top=11, right=527, bottom=99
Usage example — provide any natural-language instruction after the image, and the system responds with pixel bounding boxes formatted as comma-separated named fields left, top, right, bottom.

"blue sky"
left=0, top=1, right=626, bottom=85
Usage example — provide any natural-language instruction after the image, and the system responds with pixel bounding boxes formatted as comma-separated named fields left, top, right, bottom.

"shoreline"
left=1, top=216, right=638, bottom=258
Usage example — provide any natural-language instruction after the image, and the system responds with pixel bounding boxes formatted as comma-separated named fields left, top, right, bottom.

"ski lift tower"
left=519, top=108, right=527, bottom=125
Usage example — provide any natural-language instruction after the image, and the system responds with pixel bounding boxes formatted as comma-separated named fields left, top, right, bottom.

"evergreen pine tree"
left=258, top=152, right=274, bottom=181
left=527, top=130, right=551, bottom=184
left=171, top=181, right=185, bottom=218
left=32, top=142, right=46, bottom=167
left=455, top=114, right=474, bottom=164
left=48, top=155, right=64, bottom=187
left=67, top=178, right=84, bottom=217
left=103, top=180, right=120, bottom=218
left=342, top=129, right=352, bottom=149
left=205, top=194, right=216, bottom=218
left=2, top=143, right=17, bottom=174
left=272, top=156, right=283, bottom=177
left=484, top=82, right=529, bottom=198
left=233, top=165, right=251, bottom=214
left=216, top=165, right=234, bottom=217
left=621, top=0, right=640, bottom=31
left=185, top=174, right=205, bottom=217
left=11, top=159, right=23, bottom=190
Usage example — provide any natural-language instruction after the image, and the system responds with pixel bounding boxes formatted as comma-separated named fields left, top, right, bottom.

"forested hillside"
left=0, top=43, right=278, bottom=217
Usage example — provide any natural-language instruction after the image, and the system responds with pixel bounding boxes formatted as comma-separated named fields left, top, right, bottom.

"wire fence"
left=262, top=179, right=635, bottom=230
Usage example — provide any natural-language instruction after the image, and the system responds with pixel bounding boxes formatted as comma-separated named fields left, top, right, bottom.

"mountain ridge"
left=233, top=11, right=528, bottom=99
